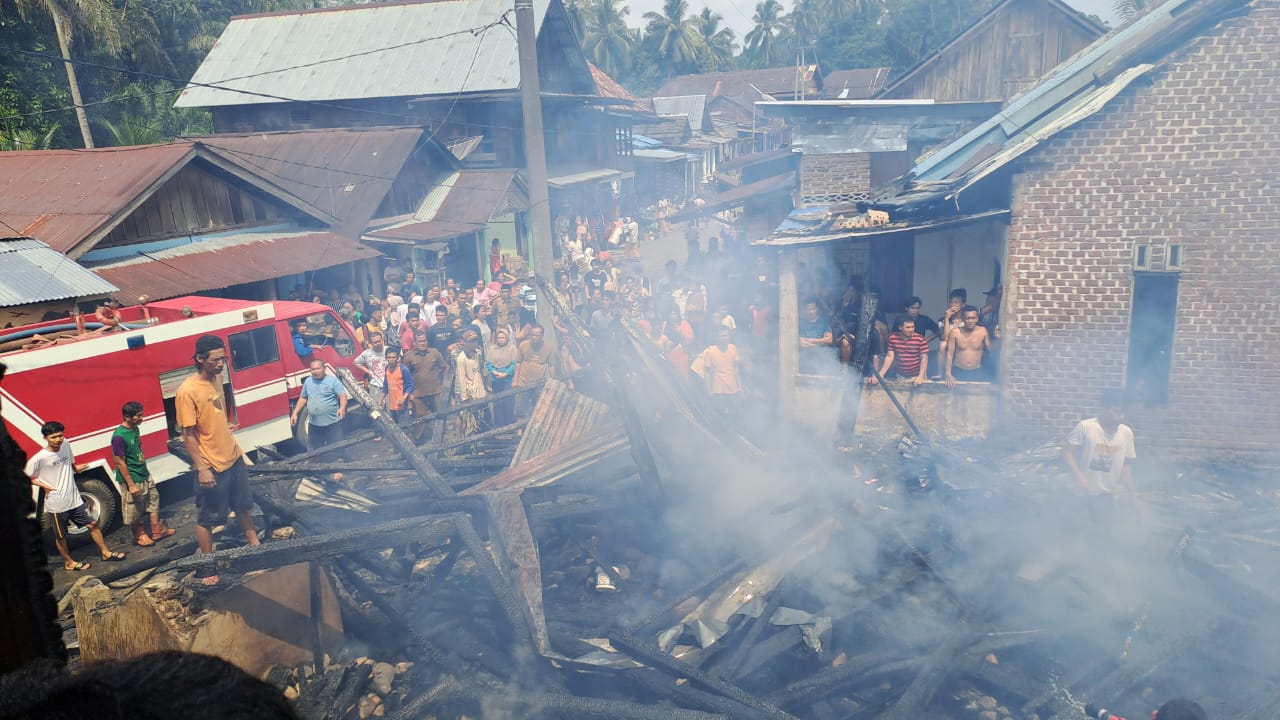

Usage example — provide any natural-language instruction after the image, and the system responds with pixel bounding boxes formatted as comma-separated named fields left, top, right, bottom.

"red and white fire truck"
left=1, top=296, right=363, bottom=536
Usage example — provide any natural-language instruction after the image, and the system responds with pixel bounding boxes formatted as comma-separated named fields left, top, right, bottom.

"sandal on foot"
left=65, top=561, right=92, bottom=572
left=101, top=551, right=126, bottom=562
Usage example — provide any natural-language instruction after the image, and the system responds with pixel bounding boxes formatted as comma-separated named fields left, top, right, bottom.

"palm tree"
left=787, top=0, right=827, bottom=51
left=1113, top=0, right=1149, bottom=21
left=642, top=0, right=705, bottom=77
left=582, top=0, right=633, bottom=78
left=696, top=7, right=736, bottom=70
left=744, top=0, right=785, bottom=66
left=0, top=124, right=60, bottom=151
left=13, top=0, right=125, bottom=148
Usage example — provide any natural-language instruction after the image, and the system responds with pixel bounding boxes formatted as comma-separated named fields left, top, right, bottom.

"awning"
left=363, top=220, right=482, bottom=244
left=547, top=168, right=633, bottom=189
left=668, top=172, right=796, bottom=222
left=754, top=208, right=1010, bottom=248
left=90, top=230, right=381, bottom=301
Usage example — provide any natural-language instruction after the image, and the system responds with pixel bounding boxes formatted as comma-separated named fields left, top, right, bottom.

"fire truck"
left=1, top=296, right=363, bottom=538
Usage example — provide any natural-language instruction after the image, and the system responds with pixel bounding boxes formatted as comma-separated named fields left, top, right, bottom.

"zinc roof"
left=0, top=143, right=195, bottom=254
left=89, top=230, right=380, bottom=301
left=175, top=0, right=552, bottom=108
left=193, top=127, right=426, bottom=235
left=0, top=237, right=118, bottom=306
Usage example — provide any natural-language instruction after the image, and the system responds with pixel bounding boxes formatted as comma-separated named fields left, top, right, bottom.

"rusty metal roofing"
left=509, top=378, right=622, bottom=466
left=0, top=143, right=196, bottom=254
left=0, top=237, right=118, bottom=306
left=194, top=127, right=425, bottom=236
left=654, top=66, right=819, bottom=104
left=89, top=229, right=380, bottom=301
left=588, top=63, right=649, bottom=114
left=175, top=0, right=553, bottom=108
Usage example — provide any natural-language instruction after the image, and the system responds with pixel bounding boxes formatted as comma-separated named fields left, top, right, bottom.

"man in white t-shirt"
left=354, top=331, right=389, bottom=406
left=1063, top=390, right=1136, bottom=520
left=27, top=420, right=125, bottom=572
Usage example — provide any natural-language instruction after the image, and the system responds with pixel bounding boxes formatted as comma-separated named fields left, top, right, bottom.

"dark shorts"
left=308, top=421, right=344, bottom=453
left=50, top=503, right=94, bottom=539
left=952, top=366, right=990, bottom=382
left=195, top=456, right=254, bottom=528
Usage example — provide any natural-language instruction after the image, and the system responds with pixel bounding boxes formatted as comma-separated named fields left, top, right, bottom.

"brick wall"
left=1002, top=0, right=1280, bottom=458
left=800, top=153, right=870, bottom=205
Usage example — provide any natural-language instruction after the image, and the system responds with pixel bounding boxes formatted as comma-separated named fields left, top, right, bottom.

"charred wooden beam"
left=630, top=666, right=758, bottom=719
left=875, top=629, right=985, bottom=720
left=765, top=650, right=924, bottom=708
left=608, top=633, right=800, bottom=720
left=835, top=293, right=880, bottom=438
left=337, top=368, right=454, bottom=498
left=166, top=513, right=462, bottom=574
left=452, top=514, right=539, bottom=660
left=400, top=378, right=553, bottom=429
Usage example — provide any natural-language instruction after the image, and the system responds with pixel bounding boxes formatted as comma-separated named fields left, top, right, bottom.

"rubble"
left=65, top=291, right=1280, bottom=720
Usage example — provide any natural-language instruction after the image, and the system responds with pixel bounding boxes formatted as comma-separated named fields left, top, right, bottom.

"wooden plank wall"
left=96, top=164, right=302, bottom=248
left=883, top=0, right=1100, bottom=102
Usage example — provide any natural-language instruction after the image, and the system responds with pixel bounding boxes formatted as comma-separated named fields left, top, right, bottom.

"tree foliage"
left=0, top=0, right=308, bottom=150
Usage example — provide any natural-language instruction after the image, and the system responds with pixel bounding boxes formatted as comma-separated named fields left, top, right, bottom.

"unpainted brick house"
left=763, top=0, right=1279, bottom=459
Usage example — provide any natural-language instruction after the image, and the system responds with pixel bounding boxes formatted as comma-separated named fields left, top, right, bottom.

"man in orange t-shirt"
left=177, top=334, right=260, bottom=586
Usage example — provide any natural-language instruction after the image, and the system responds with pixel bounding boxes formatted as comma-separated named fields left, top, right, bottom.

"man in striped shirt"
left=871, top=318, right=929, bottom=385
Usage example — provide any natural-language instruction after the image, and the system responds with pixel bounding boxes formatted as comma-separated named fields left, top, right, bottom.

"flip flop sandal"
left=102, top=552, right=127, bottom=562
left=65, top=562, right=92, bottom=572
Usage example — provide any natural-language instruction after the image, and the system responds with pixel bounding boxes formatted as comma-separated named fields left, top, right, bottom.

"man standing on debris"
left=178, top=334, right=260, bottom=586
left=1063, top=390, right=1137, bottom=521
left=696, top=327, right=747, bottom=415
left=112, top=402, right=176, bottom=547
left=290, top=359, right=348, bottom=462
left=871, top=318, right=929, bottom=385
left=944, top=306, right=994, bottom=386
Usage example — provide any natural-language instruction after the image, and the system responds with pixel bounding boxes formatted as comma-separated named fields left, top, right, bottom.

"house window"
left=1126, top=272, right=1178, bottom=404
left=615, top=126, right=633, bottom=157
left=228, top=326, right=281, bottom=371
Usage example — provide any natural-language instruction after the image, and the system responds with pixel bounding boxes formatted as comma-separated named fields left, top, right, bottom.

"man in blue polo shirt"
left=290, top=359, right=348, bottom=467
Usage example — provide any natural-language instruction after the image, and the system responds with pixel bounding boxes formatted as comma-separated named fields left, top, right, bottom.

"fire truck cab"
left=0, top=296, right=362, bottom=537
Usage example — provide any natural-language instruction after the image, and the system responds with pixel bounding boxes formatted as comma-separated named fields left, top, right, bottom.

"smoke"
left=609, top=311, right=1280, bottom=719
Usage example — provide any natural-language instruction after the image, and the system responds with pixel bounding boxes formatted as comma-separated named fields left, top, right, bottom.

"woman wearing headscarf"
left=485, top=328, right=519, bottom=428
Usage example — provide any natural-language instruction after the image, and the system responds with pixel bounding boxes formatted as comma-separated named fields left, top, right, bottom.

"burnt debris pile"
left=81, top=313, right=1280, bottom=720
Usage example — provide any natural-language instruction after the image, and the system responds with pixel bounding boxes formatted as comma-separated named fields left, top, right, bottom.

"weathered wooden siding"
left=97, top=163, right=300, bottom=248
left=882, top=0, right=1100, bottom=102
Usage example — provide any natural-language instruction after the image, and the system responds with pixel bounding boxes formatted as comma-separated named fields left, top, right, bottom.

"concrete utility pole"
left=514, top=0, right=557, bottom=340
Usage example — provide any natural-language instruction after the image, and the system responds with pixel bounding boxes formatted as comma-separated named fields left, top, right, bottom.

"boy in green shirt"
left=111, top=401, right=176, bottom=546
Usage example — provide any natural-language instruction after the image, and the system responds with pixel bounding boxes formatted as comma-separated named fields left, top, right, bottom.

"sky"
left=621, top=0, right=1120, bottom=53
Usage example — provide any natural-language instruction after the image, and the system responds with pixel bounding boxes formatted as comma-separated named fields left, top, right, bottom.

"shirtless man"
left=945, top=306, right=992, bottom=386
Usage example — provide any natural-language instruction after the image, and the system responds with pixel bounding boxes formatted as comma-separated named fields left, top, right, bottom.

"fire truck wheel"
left=71, top=477, right=120, bottom=542
left=290, top=406, right=310, bottom=452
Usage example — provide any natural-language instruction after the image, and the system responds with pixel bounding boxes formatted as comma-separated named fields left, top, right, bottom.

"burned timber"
left=64, top=290, right=1280, bottom=720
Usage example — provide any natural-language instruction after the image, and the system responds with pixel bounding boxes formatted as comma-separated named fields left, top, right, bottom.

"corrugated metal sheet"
left=90, top=230, right=380, bottom=301
left=668, top=172, right=796, bottom=222
left=507, top=378, right=622, bottom=466
left=176, top=0, right=552, bottom=108
left=546, top=168, right=625, bottom=189
left=821, top=68, right=890, bottom=100
left=906, top=0, right=1222, bottom=190
left=634, top=149, right=692, bottom=162
left=0, top=144, right=195, bottom=253
left=754, top=209, right=1011, bottom=248
left=196, top=127, right=425, bottom=236
left=653, top=95, right=707, bottom=130
left=0, top=237, right=118, bottom=306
